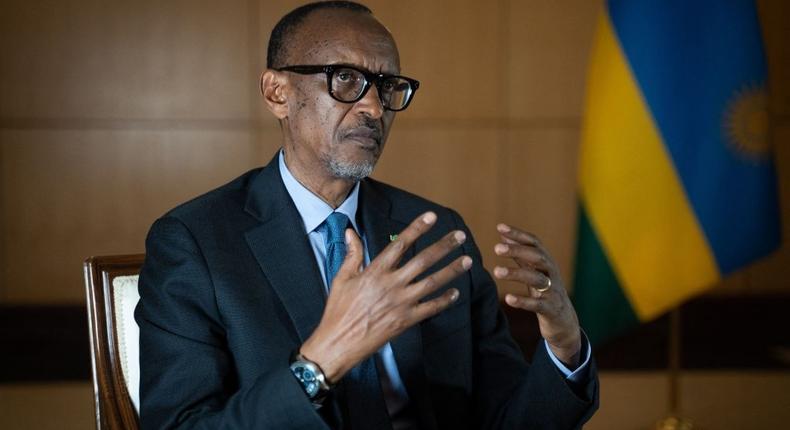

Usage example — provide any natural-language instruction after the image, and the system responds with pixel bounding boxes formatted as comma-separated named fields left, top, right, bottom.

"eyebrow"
left=324, top=62, right=400, bottom=76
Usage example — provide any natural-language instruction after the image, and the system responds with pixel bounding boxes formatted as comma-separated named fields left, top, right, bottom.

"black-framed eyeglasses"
left=276, top=64, right=420, bottom=112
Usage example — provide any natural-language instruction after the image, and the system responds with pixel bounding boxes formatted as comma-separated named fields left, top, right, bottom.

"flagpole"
left=655, top=308, right=694, bottom=430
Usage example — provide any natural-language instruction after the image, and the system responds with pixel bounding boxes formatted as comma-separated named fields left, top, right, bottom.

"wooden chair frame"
left=84, top=254, right=145, bottom=430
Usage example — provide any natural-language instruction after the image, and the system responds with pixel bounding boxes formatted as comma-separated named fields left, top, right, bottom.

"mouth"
left=343, top=128, right=382, bottom=149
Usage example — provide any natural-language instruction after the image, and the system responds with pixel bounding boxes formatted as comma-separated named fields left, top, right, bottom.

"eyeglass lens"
left=331, top=67, right=414, bottom=110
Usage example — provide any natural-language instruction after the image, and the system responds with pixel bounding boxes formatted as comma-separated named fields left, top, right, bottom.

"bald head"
left=267, top=1, right=396, bottom=69
left=292, top=11, right=399, bottom=72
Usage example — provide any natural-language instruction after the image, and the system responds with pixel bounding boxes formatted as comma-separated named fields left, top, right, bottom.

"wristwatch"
left=290, top=352, right=332, bottom=401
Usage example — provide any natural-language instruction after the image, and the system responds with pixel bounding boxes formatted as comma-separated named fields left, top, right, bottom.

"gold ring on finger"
left=535, top=277, right=551, bottom=293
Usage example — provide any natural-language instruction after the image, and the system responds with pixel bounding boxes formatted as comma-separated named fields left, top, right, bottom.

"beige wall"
left=2, top=0, right=789, bottom=305
left=2, top=0, right=788, bottom=304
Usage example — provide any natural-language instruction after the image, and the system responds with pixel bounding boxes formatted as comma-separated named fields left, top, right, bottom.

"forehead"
left=288, top=9, right=400, bottom=74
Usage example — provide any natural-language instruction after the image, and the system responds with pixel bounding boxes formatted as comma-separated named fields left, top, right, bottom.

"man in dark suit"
left=136, top=1, right=598, bottom=429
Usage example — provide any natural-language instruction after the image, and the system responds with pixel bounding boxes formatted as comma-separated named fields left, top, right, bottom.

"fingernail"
left=423, top=212, right=437, bottom=224
left=454, top=231, right=466, bottom=243
left=497, top=223, right=511, bottom=233
left=345, top=229, right=352, bottom=245
left=494, top=244, right=508, bottom=255
left=494, top=266, right=508, bottom=277
left=462, top=256, right=472, bottom=270
left=450, top=289, right=459, bottom=301
left=505, top=294, right=517, bottom=305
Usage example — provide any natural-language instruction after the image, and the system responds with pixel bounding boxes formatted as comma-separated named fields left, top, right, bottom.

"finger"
left=504, top=294, right=546, bottom=314
left=501, top=236, right=528, bottom=247
left=406, top=255, right=472, bottom=301
left=334, top=228, right=365, bottom=281
left=410, top=287, right=460, bottom=322
left=501, top=235, right=551, bottom=264
left=497, top=225, right=559, bottom=277
left=494, top=243, right=550, bottom=272
left=493, top=266, right=551, bottom=291
left=373, top=211, right=437, bottom=269
left=497, top=223, right=540, bottom=247
left=398, top=230, right=467, bottom=282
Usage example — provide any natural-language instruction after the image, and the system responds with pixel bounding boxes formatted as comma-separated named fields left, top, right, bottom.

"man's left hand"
left=492, top=223, right=582, bottom=368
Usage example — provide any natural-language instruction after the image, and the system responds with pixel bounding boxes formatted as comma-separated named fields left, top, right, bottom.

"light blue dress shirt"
left=277, top=151, right=591, bottom=421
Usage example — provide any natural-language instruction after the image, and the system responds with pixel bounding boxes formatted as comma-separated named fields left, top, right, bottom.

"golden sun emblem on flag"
left=723, top=85, right=770, bottom=163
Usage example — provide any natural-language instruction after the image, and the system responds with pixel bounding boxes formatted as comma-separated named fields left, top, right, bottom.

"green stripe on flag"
left=572, top=203, right=639, bottom=345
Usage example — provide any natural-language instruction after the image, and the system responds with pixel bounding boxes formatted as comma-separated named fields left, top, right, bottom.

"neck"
left=283, top=146, right=356, bottom=209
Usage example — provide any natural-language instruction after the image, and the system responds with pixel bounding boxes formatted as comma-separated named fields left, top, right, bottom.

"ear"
left=260, top=70, right=288, bottom=120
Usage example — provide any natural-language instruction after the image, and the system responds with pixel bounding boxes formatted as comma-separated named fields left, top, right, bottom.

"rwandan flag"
left=573, top=0, right=781, bottom=345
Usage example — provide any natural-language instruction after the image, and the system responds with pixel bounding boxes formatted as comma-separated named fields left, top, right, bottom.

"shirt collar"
left=279, top=150, right=361, bottom=234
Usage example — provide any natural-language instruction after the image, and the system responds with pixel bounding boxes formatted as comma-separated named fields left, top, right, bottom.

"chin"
left=323, top=139, right=384, bottom=180
left=325, top=156, right=377, bottom=181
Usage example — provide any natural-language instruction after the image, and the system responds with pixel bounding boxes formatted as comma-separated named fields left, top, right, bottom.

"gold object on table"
left=655, top=415, right=695, bottom=430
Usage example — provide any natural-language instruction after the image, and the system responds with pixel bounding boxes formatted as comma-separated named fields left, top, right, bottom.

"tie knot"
left=325, top=212, right=350, bottom=244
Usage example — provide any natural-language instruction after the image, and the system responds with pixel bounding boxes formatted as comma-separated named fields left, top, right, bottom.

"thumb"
left=336, top=228, right=364, bottom=279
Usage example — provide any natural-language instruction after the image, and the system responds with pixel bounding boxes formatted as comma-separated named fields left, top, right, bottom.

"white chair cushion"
left=112, top=275, right=140, bottom=414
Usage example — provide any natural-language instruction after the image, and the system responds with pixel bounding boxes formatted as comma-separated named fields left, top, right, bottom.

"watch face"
left=292, top=363, right=320, bottom=398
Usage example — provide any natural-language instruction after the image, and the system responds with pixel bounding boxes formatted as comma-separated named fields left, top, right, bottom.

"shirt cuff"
left=544, top=331, right=592, bottom=383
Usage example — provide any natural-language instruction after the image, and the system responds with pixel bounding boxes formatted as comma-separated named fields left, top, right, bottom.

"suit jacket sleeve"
left=449, top=210, right=599, bottom=429
left=135, top=216, right=329, bottom=429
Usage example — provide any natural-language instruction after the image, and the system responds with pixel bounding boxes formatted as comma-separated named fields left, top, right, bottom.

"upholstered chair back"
left=84, top=255, right=144, bottom=430
left=111, top=275, right=141, bottom=413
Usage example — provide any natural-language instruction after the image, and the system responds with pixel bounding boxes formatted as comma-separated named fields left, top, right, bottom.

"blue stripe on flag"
left=607, top=0, right=780, bottom=273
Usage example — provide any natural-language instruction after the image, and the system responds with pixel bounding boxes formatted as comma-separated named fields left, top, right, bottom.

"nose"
left=354, top=83, right=385, bottom=119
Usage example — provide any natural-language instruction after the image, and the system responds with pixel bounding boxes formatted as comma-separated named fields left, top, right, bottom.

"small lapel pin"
left=389, top=234, right=399, bottom=242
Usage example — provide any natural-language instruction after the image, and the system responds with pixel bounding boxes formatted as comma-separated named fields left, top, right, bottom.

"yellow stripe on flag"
left=578, top=11, right=720, bottom=320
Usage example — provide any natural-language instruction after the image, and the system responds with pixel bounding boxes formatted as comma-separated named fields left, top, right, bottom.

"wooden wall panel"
left=758, top=0, right=790, bottom=116
left=500, top=128, right=581, bottom=296
left=374, top=0, right=504, bottom=120
left=0, top=137, right=4, bottom=302
left=4, top=371, right=789, bottom=429
left=0, top=129, right=273, bottom=302
left=373, top=126, right=502, bottom=269
left=744, top=124, right=790, bottom=294
left=507, top=0, right=600, bottom=119
left=0, top=0, right=787, bottom=303
left=0, top=382, right=94, bottom=429
left=0, top=0, right=272, bottom=303
left=0, top=0, right=254, bottom=121
left=585, top=371, right=790, bottom=429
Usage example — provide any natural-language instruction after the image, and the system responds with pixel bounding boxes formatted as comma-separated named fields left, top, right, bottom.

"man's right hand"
left=299, top=211, right=472, bottom=383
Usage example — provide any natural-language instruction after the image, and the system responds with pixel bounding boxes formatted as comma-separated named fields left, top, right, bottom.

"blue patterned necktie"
left=322, top=212, right=392, bottom=430
left=324, top=212, right=350, bottom=287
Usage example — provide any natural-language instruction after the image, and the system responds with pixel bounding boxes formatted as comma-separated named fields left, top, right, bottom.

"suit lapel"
left=243, top=163, right=438, bottom=428
left=244, top=156, right=327, bottom=342
left=360, top=181, right=437, bottom=430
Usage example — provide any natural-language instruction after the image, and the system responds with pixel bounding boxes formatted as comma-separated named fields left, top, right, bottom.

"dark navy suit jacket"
left=135, top=153, right=599, bottom=429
